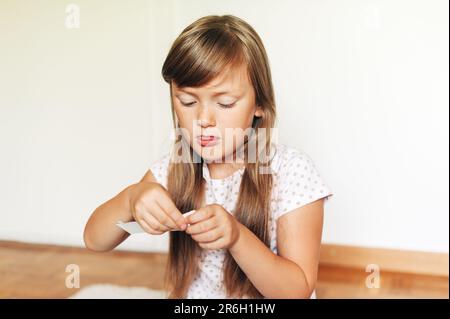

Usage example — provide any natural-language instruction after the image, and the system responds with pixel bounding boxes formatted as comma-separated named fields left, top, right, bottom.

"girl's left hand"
left=185, top=204, right=241, bottom=250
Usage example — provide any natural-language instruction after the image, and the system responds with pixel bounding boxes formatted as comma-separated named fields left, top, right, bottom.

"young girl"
left=84, top=15, right=333, bottom=299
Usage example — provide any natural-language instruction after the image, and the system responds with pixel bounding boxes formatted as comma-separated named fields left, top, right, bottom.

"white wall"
left=0, top=0, right=448, bottom=253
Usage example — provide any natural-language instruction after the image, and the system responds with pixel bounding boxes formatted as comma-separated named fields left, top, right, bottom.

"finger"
left=183, top=210, right=196, bottom=221
left=191, top=228, right=222, bottom=243
left=187, top=206, right=214, bottom=224
left=146, top=200, right=178, bottom=229
left=156, top=192, right=187, bottom=229
left=137, top=217, right=164, bottom=235
left=185, top=216, right=218, bottom=235
left=141, top=212, right=171, bottom=233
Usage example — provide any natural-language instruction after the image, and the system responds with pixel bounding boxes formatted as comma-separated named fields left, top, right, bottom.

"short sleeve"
left=148, top=153, right=171, bottom=189
left=274, top=149, right=333, bottom=220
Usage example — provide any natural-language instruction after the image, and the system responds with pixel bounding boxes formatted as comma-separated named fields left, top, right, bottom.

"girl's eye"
left=218, top=102, right=236, bottom=108
left=181, top=101, right=196, bottom=106
left=179, top=100, right=236, bottom=108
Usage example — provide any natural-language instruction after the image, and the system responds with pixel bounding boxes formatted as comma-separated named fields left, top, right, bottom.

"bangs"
left=162, top=27, right=247, bottom=88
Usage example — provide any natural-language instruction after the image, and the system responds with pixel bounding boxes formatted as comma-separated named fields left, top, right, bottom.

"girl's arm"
left=83, top=170, right=157, bottom=252
left=229, top=198, right=324, bottom=298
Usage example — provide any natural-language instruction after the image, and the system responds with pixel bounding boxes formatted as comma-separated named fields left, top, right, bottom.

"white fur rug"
left=69, top=284, right=167, bottom=299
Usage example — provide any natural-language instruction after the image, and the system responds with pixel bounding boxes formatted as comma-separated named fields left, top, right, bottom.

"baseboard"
left=320, top=244, right=449, bottom=277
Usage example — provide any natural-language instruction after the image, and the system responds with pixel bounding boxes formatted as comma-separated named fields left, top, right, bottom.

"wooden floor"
left=0, top=241, right=447, bottom=299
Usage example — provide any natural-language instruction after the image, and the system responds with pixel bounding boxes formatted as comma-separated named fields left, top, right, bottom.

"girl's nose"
left=197, top=104, right=216, bottom=128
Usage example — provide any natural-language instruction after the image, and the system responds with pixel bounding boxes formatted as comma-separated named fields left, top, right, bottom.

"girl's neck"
left=206, top=161, right=245, bottom=179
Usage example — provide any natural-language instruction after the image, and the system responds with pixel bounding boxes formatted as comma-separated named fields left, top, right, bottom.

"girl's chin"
left=192, top=145, right=235, bottom=163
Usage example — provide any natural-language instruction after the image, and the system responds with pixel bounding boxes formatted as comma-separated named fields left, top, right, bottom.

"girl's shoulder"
left=269, top=143, right=314, bottom=173
left=269, top=143, right=333, bottom=220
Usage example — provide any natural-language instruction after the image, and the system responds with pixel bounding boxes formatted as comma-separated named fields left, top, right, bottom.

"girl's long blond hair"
left=161, top=15, right=276, bottom=298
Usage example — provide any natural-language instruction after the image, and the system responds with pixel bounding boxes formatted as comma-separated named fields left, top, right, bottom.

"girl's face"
left=171, top=64, right=264, bottom=163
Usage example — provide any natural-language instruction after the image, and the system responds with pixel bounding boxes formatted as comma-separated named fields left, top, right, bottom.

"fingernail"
left=180, top=224, right=187, bottom=230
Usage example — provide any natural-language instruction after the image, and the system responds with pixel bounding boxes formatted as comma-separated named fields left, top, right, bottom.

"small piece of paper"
left=116, top=221, right=144, bottom=234
left=116, top=210, right=196, bottom=234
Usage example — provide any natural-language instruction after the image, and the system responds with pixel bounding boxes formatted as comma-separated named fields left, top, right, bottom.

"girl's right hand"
left=129, top=181, right=187, bottom=235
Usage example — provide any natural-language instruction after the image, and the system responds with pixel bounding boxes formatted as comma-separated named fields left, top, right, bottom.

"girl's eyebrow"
left=177, top=88, right=238, bottom=97
left=211, top=90, right=233, bottom=96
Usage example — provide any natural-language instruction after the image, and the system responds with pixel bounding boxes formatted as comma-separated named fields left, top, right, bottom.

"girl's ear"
left=254, top=106, right=264, bottom=118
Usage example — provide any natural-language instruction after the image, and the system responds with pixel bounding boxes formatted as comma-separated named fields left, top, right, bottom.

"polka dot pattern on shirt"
left=148, top=143, right=333, bottom=298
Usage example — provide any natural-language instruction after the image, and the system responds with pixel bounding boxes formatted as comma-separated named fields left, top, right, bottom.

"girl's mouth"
left=196, top=135, right=220, bottom=147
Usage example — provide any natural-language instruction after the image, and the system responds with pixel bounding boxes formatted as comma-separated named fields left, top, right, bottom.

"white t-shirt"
left=149, top=143, right=333, bottom=299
